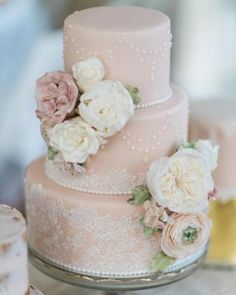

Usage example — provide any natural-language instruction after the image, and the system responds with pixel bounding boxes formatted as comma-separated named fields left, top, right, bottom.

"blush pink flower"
left=161, top=213, right=211, bottom=259
left=143, top=199, right=172, bottom=230
left=36, top=71, right=78, bottom=126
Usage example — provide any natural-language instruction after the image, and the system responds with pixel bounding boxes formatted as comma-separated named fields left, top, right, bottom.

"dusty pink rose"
left=36, top=71, right=78, bottom=126
left=143, top=199, right=172, bottom=230
left=161, top=213, right=211, bottom=259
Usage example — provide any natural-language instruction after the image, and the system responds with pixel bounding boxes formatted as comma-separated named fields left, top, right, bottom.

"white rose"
left=49, top=117, right=101, bottom=164
left=147, top=153, right=214, bottom=214
left=78, top=80, right=134, bottom=137
left=72, top=57, right=105, bottom=92
left=178, top=140, right=219, bottom=172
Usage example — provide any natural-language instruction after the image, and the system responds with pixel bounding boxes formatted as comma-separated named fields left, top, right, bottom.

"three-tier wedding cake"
left=25, top=6, right=218, bottom=278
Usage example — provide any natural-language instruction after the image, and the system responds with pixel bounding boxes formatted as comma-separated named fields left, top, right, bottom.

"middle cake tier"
left=45, top=84, right=188, bottom=195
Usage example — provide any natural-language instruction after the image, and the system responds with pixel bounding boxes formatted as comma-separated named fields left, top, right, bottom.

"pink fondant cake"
left=25, top=6, right=217, bottom=278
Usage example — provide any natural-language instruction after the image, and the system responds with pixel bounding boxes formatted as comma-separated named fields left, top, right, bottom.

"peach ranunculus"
left=161, top=213, right=211, bottom=259
left=36, top=71, right=78, bottom=126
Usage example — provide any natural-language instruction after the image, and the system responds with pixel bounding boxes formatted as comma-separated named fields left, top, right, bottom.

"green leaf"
left=139, top=216, right=162, bottom=237
left=182, top=226, right=198, bottom=244
left=143, top=226, right=161, bottom=237
left=181, top=142, right=196, bottom=150
left=144, top=227, right=155, bottom=237
left=47, top=147, right=58, bottom=160
left=139, top=217, right=162, bottom=237
left=128, top=185, right=152, bottom=205
left=126, top=85, right=142, bottom=105
left=151, top=252, right=175, bottom=273
left=139, top=216, right=145, bottom=224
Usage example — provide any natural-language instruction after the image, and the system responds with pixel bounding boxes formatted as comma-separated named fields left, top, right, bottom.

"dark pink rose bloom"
left=36, top=71, right=78, bottom=126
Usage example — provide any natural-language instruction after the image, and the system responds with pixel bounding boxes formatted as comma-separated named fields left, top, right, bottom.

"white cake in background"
left=189, top=99, right=236, bottom=201
left=189, top=99, right=236, bottom=266
left=0, top=205, right=28, bottom=295
left=0, top=205, right=44, bottom=295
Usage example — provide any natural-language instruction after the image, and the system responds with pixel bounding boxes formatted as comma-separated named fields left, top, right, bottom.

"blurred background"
left=0, top=0, right=236, bottom=212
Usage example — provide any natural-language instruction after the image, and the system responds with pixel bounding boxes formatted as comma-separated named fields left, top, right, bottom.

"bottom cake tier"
left=25, top=158, right=206, bottom=278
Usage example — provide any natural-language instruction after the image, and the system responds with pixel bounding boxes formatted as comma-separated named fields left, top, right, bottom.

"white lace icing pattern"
left=45, top=160, right=146, bottom=195
left=26, top=183, right=206, bottom=277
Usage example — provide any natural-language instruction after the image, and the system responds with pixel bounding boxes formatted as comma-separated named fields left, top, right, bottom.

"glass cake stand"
left=29, top=247, right=207, bottom=294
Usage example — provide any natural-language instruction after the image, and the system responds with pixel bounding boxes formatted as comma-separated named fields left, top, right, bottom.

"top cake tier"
left=64, top=6, right=171, bottom=104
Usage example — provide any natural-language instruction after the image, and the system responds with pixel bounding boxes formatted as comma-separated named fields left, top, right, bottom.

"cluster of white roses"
left=130, top=140, right=219, bottom=271
left=36, top=57, right=136, bottom=166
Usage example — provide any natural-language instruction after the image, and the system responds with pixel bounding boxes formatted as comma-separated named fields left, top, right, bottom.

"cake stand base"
left=29, top=247, right=206, bottom=292
left=104, top=292, right=125, bottom=295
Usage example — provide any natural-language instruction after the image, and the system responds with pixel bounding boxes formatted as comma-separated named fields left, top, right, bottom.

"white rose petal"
left=78, top=80, right=134, bottom=137
left=72, top=56, right=105, bottom=92
left=147, top=153, right=214, bottom=214
left=49, top=117, right=101, bottom=164
left=179, top=140, right=219, bottom=172
left=195, top=140, right=219, bottom=171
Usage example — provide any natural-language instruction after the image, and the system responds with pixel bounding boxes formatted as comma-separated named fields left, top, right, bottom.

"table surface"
left=29, top=263, right=236, bottom=295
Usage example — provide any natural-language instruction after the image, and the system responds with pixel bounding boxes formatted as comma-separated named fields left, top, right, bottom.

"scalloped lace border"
left=45, top=160, right=146, bottom=195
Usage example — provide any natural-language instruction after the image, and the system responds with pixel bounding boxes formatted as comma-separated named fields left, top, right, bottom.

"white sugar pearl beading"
left=135, top=90, right=173, bottom=110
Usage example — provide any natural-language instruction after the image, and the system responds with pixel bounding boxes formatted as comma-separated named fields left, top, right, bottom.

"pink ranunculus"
left=161, top=213, right=211, bottom=259
left=36, top=71, right=78, bottom=126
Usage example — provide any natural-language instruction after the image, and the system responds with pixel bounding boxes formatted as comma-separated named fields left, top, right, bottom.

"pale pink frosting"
left=26, top=158, right=206, bottom=276
left=45, top=85, right=189, bottom=195
left=36, top=71, right=78, bottom=126
left=25, top=158, right=160, bottom=276
left=64, top=7, right=171, bottom=104
left=161, top=213, right=211, bottom=259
